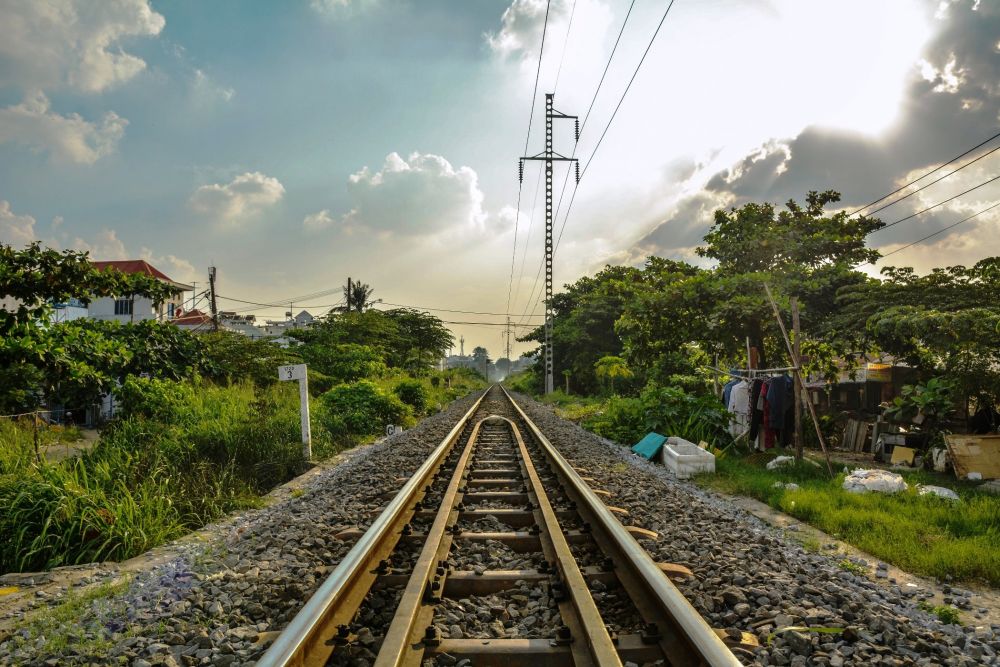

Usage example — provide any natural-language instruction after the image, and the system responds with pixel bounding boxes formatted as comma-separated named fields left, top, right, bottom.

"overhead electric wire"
left=849, top=129, right=1000, bottom=217
left=505, top=0, right=552, bottom=320
left=878, top=201, right=1000, bottom=260
left=872, top=173, right=1000, bottom=232
left=861, top=141, right=1000, bottom=218
left=515, top=0, right=640, bottom=328
left=377, top=300, right=543, bottom=318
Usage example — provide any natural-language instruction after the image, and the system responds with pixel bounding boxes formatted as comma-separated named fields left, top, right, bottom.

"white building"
left=89, top=260, right=191, bottom=323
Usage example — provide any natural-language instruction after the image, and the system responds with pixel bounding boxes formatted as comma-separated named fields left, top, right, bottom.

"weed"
left=797, top=536, right=822, bottom=553
left=918, top=601, right=962, bottom=625
left=290, top=488, right=305, bottom=498
left=838, top=559, right=868, bottom=576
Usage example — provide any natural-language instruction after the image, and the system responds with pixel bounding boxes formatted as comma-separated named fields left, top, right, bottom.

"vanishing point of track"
left=258, top=386, right=742, bottom=667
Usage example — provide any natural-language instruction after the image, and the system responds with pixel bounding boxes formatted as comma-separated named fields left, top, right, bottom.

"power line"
left=872, top=173, right=1000, bottom=232
left=862, top=141, right=1000, bottom=217
left=515, top=0, right=640, bottom=328
left=849, top=129, right=1000, bottom=217
left=506, top=0, right=552, bottom=319
left=879, top=201, right=1000, bottom=260
left=378, top=300, right=544, bottom=318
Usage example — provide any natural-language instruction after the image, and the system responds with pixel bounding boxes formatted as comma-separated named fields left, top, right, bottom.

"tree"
left=0, top=245, right=186, bottom=412
left=342, top=280, right=377, bottom=313
left=594, top=356, right=633, bottom=394
left=471, top=346, right=490, bottom=379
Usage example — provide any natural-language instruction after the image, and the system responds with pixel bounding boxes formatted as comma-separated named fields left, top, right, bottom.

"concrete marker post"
left=279, top=363, right=311, bottom=461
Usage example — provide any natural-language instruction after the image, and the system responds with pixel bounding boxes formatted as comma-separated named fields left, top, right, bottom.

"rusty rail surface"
left=257, top=386, right=740, bottom=667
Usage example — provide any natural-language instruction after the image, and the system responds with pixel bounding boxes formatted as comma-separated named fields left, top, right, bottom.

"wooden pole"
left=791, top=297, right=803, bottom=461
left=764, top=284, right=834, bottom=477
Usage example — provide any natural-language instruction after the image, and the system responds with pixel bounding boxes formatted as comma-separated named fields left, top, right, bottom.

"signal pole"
left=520, top=93, right=579, bottom=394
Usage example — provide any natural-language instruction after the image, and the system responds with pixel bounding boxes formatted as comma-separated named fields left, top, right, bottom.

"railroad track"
left=258, top=386, right=742, bottom=666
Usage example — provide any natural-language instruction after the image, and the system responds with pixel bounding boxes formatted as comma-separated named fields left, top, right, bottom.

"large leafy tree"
left=0, top=244, right=187, bottom=411
left=833, top=258, right=1000, bottom=409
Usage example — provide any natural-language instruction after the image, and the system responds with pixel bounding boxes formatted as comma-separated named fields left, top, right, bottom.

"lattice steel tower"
left=520, top=93, right=579, bottom=394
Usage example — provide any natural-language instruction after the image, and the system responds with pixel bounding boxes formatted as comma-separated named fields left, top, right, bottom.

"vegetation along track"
left=259, top=385, right=741, bottom=667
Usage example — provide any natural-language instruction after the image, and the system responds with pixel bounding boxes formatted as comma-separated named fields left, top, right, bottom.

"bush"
left=320, top=381, right=411, bottom=438
left=308, top=369, right=336, bottom=397
left=115, top=376, right=196, bottom=424
left=393, top=379, right=427, bottom=412
left=583, top=384, right=730, bottom=447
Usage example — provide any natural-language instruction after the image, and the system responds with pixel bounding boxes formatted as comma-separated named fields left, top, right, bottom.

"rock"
left=767, top=456, right=795, bottom=470
left=842, top=469, right=908, bottom=494
left=917, top=485, right=961, bottom=501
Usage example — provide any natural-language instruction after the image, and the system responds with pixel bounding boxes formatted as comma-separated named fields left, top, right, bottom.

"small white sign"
left=386, top=424, right=404, bottom=437
left=278, top=364, right=307, bottom=382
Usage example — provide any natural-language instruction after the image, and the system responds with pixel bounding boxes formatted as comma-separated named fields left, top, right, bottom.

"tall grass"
left=696, top=456, right=1000, bottom=586
left=0, top=379, right=309, bottom=574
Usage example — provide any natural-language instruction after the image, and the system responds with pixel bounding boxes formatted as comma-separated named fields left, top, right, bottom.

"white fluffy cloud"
left=340, top=152, right=486, bottom=236
left=309, top=0, right=375, bottom=18
left=0, top=91, right=127, bottom=163
left=303, top=209, right=335, bottom=232
left=0, top=0, right=165, bottom=94
left=140, top=248, right=199, bottom=283
left=190, top=172, right=286, bottom=223
left=0, top=200, right=38, bottom=246
left=487, top=0, right=573, bottom=58
left=71, top=228, right=128, bottom=259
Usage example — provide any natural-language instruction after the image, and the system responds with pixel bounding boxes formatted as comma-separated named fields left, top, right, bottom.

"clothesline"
left=706, top=365, right=798, bottom=380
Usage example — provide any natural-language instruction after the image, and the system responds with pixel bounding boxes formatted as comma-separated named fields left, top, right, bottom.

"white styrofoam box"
left=660, top=436, right=715, bottom=479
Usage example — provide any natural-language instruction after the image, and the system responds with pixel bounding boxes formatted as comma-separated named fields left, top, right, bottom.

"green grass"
left=838, top=559, right=868, bottom=576
left=918, top=601, right=962, bottom=625
left=694, top=454, right=1000, bottom=586
left=8, top=577, right=132, bottom=655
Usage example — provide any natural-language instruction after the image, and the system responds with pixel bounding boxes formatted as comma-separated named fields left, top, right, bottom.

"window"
left=167, top=302, right=176, bottom=318
left=114, top=298, right=133, bottom=316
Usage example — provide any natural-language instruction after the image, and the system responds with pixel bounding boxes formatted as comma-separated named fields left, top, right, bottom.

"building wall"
left=88, top=294, right=184, bottom=323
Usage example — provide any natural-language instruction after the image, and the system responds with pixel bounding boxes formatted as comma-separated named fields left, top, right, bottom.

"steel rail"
left=373, top=417, right=485, bottom=666
left=500, top=385, right=741, bottom=667
left=256, top=390, right=489, bottom=667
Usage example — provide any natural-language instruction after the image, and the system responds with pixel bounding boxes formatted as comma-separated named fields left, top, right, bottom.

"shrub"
left=115, top=376, right=196, bottom=424
left=320, top=381, right=410, bottom=438
left=430, top=376, right=440, bottom=388
left=393, top=379, right=427, bottom=412
left=308, top=369, right=336, bottom=397
left=583, top=383, right=730, bottom=447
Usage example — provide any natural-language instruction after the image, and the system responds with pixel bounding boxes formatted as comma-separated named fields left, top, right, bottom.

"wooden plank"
left=945, top=435, right=1000, bottom=480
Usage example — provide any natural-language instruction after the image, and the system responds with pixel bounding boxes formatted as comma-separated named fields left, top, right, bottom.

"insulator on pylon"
left=575, top=119, right=580, bottom=142
left=518, top=159, right=524, bottom=183
left=575, top=161, right=580, bottom=183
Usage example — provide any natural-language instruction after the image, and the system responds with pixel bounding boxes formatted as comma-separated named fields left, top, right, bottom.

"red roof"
left=173, top=308, right=212, bottom=326
left=91, top=260, right=192, bottom=290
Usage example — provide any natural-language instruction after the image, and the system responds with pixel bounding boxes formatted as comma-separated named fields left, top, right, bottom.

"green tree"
left=342, top=280, right=377, bottom=313
left=594, top=356, right=633, bottom=394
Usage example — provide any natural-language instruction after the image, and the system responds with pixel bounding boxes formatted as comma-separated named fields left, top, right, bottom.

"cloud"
left=339, top=152, right=486, bottom=236
left=71, top=228, right=128, bottom=259
left=190, top=172, right=286, bottom=223
left=140, top=248, right=199, bottom=283
left=303, top=209, right=335, bottom=232
left=309, top=0, right=376, bottom=18
left=0, top=0, right=165, bottom=94
left=192, top=69, right=235, bottom=103
left=487, top=0, right=573, bottom=59
left=622, top=0, right=1000, bottom=265
left=0, top=200, right=38, bottom=247
left=0, top=91, right=127, bottom=163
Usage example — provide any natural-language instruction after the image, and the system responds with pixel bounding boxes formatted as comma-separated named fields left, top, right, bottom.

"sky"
left=1, top=0, right=998, bottom=359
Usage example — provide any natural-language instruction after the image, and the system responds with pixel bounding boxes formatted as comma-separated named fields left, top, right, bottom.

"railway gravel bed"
left=0, top=388, right=996, bottom=666
left=511, top=392, right=999, bottom=666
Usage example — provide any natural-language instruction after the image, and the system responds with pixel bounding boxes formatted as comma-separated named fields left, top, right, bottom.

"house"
left=89, top=260, right=192, bottom=323
left=173, top=308, right=214, bottom=331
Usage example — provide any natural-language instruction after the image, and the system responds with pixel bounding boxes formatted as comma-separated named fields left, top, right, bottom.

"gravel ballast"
left=0, top=387, right=996, bottom=666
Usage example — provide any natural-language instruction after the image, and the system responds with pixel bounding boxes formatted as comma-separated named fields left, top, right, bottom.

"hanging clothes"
left=722, top=377, right=740, bottom=407
left=727, top=379, right=751, bottom=437
left=761, top=378, right=776, bottom=449
left=748, top=378, right=765, bottom=443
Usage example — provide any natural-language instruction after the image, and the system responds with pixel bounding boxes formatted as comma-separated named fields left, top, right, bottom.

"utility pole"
left=208, top=266, right=218, bottom=331
left=346, top=277, right=352, bottom=312
left=520, top=93, right=579, bottom=394
left=505, top=316, right=513, bottom=363
left=792, top=297, right=803, bottom=460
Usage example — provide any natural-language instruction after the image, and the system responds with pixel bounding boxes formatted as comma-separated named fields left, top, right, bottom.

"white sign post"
left=278, top=364, right=311, bottom=460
